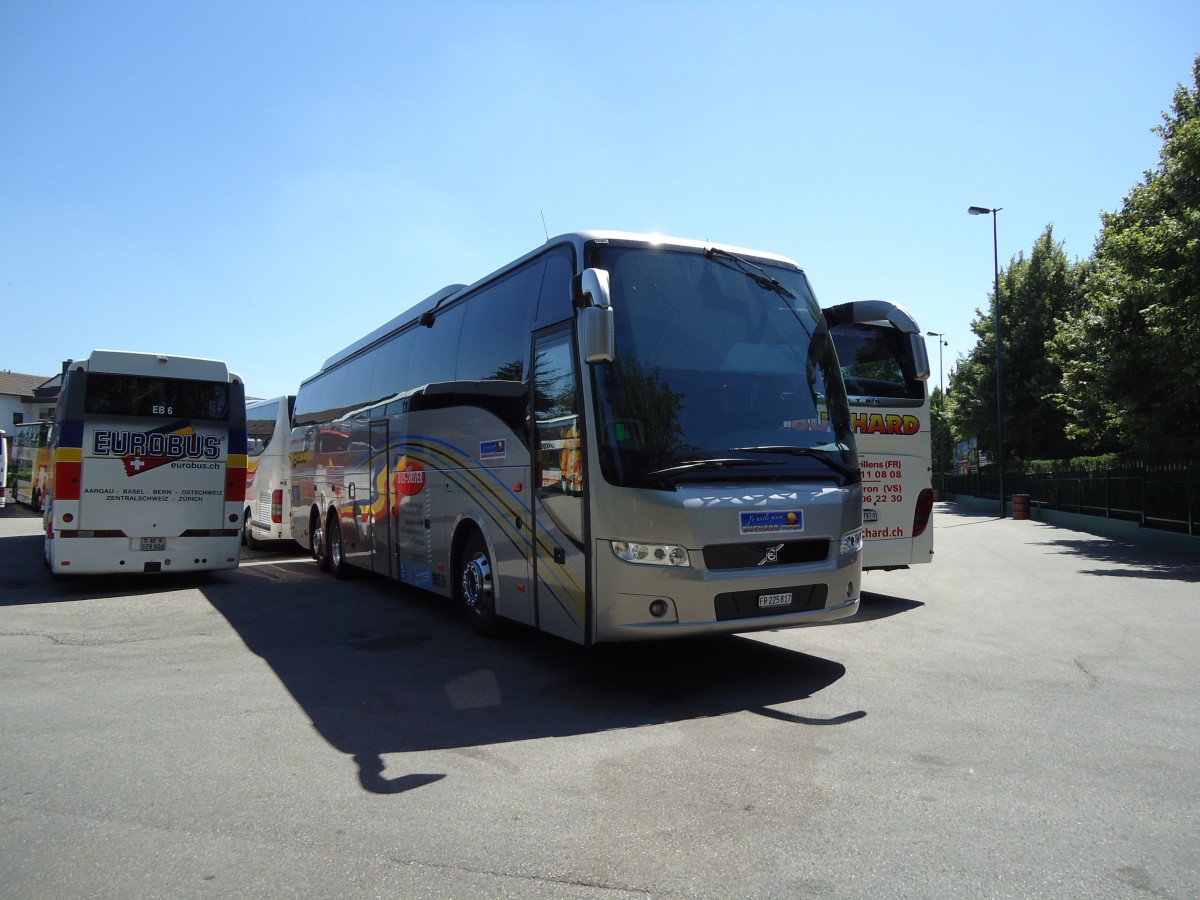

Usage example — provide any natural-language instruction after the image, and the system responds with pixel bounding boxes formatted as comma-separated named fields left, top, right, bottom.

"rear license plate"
left=140, top=537, right=166, bottom=552
left=757, top=592, right=793, bottom=609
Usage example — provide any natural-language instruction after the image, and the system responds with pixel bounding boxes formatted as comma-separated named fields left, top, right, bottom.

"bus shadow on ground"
left=848, top=591, right=924, bottom=622
left=931, top=502, right=1005, bottom=526
left=200, top=564, right=861, bottom=795
left=0, top=532, right=239, bottom=604
left=0, top=534, right=49, bottom=597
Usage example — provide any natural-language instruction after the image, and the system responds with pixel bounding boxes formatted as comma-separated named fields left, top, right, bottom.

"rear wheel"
left=328, top=513, right=351, bottom=580
left=313, top=512, right=330, bottom=572
left=242, top=507, right=261, bottom=550
left=459, top=532, right=500, bottom=637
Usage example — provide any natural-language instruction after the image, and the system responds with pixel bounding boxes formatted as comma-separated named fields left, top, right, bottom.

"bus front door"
left=531, top=329, right=588, bottom=644
left=369, top=419, right=393, bottom=578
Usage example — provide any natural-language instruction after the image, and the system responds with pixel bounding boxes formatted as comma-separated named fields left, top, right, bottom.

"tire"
left=458, top=532, right=500, bottom=637
left=242, top=507, right=261, bottom=550
left=328, top=513, right=352, bottom=580
left=313, top=514, right=331, bottom=572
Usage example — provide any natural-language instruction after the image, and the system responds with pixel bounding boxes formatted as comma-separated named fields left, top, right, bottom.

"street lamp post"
left=968, top=205, right=1005, bottom=518
left=925, top=331, right=947, bottom=495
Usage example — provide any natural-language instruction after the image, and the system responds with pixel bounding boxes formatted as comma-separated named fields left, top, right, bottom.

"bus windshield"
left=589, top=243, right=856, bottom=489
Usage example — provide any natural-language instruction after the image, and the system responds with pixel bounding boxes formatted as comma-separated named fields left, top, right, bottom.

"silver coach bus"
left=289, top=231, right=867, bottom=644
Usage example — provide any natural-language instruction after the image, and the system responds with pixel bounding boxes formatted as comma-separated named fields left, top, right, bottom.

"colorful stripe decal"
left=225, top=453, right=247, bottom=502
left=54, top=460, right=83, bottom=501
left=225, top=426, right=248, bottom=503
left=58, top=419, right=85, bottom=448
left=393, top=434, right=586, bottom=626
left=54, top=420, right=85, bottom=501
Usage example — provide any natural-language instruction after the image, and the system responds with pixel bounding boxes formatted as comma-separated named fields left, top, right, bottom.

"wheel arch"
left=450, top=515, right=491, bottom=585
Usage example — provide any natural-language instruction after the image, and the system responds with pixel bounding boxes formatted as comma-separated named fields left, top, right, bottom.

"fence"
left=940, top=465, right=1197, bottom=536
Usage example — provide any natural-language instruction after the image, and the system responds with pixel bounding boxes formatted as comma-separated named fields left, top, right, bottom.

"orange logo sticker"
left=393, top=459, right=426, bottom=497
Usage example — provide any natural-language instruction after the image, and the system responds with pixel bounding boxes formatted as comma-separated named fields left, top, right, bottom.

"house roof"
left=0, top=371, right=53, bottom=399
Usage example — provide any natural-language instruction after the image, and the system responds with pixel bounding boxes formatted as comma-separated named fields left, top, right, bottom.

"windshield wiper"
left=704, top=247, right=796, bottom=299
left=728, top=446, right=860, bottom=481
left=643, top=456, right=780, bottom=487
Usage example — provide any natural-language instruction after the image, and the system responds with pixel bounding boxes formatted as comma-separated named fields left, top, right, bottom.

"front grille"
left=702, top=539, right=830, bottom=570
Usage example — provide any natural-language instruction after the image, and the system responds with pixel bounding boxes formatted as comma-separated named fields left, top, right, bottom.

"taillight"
left=913, top=488, right=934, bottom=537
left=271, top=489, right=283, bottom=524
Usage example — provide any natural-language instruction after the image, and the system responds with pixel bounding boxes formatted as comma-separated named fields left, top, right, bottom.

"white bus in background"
left=291, top=230, right=875, bottom=645
left=42, top=350, right=248, bottom=575
left=0, top=429, right=8, bottom=508
left=826, top=301, right=934, bottom=570
left=243, top=395, right=297, bottom=548
left=10, top=420, right=52, bottom=510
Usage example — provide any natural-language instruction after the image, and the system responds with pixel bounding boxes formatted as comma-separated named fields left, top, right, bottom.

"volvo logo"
left=757, top=544, right=785, bottom=566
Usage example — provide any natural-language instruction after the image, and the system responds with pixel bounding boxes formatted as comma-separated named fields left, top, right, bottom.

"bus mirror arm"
left=573, top=268, right=611, bottom=309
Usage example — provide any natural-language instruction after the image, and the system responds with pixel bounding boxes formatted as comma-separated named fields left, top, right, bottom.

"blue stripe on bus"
left=58, top=419, right=85, bottom=448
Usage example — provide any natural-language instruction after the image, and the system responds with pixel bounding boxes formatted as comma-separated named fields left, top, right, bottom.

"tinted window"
left=84, top=373, right=231, bottom=421
left=832, top=322, right=926, bottom=401
left=337, top=352, right=378, bottom=415
left=369, top=330, right=413, bottom=408
left=456, top=259, right=542, bottom=384
left=409, top=302, right=464, bottom=389
left=246, top=401, right=281, bottom=456
left=534, top=328, right=583, bottom=539
left=534, top=245, right=576, bottom=328
left=293, top=375, right=327, bottom=427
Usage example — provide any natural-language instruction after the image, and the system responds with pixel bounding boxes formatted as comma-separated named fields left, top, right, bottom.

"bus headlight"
left=839, top=528, right=863, bottom=558
left=611, top=541, right=691, bottom=568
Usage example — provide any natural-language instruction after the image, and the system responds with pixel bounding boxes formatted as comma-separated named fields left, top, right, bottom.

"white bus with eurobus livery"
left=290, top=230, right=879, bottom=645
left=42, top=350, right=248, bottom=575
left=10, top=420, right=52, bottom=510
left=825, top=302, right=934, bottom=570
left=243, top=395, right=297, bottom=547
left=0, top=428, right=8, bottom=508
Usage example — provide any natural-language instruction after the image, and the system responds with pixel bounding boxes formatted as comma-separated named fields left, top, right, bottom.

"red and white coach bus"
left=826, top=301, right=934, bottom=570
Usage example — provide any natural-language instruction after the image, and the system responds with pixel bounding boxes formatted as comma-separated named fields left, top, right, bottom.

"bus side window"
left=534, top=245, right=576, bottom=328
left=533, top=329, right=583, bottom=541
left=409, top=303, right=464, bottom=390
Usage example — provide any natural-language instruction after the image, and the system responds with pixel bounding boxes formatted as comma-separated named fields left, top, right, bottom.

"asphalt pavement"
left=1, top=501, right=1197, bottom=899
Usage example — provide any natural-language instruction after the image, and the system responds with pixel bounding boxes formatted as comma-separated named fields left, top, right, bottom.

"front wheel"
left=459, top=533, right=500, bottom=637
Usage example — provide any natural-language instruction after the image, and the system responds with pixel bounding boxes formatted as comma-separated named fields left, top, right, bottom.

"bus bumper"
left=593, top=542, right=862, bottom=642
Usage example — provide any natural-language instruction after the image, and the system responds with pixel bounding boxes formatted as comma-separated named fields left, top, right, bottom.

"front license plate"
left=140, top=537, right=166, bottom=552
left=757, top=592, right=793, bottom=609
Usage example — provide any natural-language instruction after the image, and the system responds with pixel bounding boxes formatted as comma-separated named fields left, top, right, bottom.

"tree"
left=929, top=385, right=952, bottom=475
left=1050, top=56, right=1200, bottom=460
left=1002, top=226, right=1084, bottom=461
left=949, top=225, right=1083, bottom=462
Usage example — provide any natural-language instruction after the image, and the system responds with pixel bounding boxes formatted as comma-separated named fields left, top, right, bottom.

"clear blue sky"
left=3, top=1, right=1197, bottom=399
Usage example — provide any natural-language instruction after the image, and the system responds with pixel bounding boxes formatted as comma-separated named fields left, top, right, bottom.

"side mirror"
left=909, top=333, right=931, bottom=381
left=580, top=305, right=614, bottom=364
